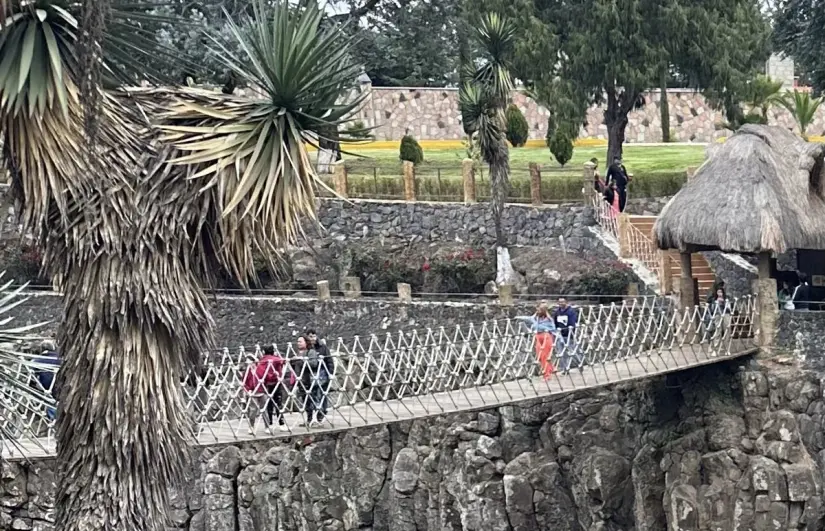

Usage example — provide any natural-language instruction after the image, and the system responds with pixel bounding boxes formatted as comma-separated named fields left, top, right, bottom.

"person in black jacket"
left=606, top=156, right=629, bottom=212
left=307, top=329, right=334, bottom=424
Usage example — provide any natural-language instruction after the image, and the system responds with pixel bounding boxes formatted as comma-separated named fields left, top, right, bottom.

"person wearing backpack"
left=307, top=329, right=334, bottom=424
left=243, top=344, right=287, bottom=434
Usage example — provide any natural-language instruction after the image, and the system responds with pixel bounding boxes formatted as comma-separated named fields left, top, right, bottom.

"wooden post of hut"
left=678, top=251, right=698, bottom=309
left=755, top=252, right=778, bottom=352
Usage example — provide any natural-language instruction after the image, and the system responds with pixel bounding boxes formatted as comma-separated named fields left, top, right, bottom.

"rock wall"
left=9, top=292, right=544, bottom=350
left=776, top=310, right=825, bottom=371
left=6, top=359, right=825, bottom=531
left=317, top=199, right=601, bottom=252
left=355, top=86, right=825, bottom=142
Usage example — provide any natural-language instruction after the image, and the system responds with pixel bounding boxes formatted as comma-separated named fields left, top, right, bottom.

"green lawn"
left=324, top=144, right=707, bottom=202
left=342, top=144, right=706, bottom=174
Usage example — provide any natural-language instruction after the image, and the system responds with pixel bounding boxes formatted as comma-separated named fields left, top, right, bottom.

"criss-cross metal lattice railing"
left=1, top=296, right=758, bottom=459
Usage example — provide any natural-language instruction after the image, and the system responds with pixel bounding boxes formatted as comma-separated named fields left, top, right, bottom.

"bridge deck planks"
left=2, top=341, right=757, bottom=460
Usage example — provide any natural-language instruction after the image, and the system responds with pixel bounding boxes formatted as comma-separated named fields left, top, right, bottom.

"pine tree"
left=505, top=104, right=529, bottom=147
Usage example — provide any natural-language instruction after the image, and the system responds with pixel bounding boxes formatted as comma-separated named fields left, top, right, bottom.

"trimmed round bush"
left=505, top=104, right=529, bottom=147
left=400, top=134, right=424, bottom=165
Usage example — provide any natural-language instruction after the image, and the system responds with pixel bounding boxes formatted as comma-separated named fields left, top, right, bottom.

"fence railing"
left=624, top=220, right=661, bottom=272
left=326, top=160, right=587, bottom=205
left=1, top=296, right=757, bottom=458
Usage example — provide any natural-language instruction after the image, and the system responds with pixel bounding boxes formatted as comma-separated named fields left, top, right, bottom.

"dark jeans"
left=617, top=187, right=627, bottom=212
left=307, top=379, right=330, bottom=422
left=251, top=385, right=285, bottom=427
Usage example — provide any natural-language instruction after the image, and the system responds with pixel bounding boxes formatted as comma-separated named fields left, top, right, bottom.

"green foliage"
left=346, top=120, right=374, bottom=140
left=346, top=0, right=461, bottom=87
left=400, top=135, right=424, bottom=164
left=349, top=246, right=494, bottom=294
left=745, top=75, right=784, bottom=119
left=774, top=0, right=825, bottom=94
left=547, top=131, right=574, bottom=167
left=464, top=0, right=771, bottom=162
left=505, top=104, right=529, bottom=147
left=777, top=90, right=824, bottom=140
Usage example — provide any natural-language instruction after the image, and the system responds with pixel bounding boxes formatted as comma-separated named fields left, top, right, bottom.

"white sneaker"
left=309, top=420, right=320, bottom=428
left=278, top=424, right=289, bottom=432
left=247, top=426, right=256, bottom=435
left=264, top=426, right=274, bottom=435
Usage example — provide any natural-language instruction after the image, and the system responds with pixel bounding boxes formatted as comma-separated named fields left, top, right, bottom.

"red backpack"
left=243, top=354, right=284, bottom=393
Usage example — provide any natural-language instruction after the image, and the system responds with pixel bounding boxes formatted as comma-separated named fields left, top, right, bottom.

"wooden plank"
left=0, top=342, right=757, bottom=461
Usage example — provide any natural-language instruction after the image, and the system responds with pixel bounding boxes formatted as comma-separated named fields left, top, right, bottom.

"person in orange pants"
left=516, top=303, right=557, bottom=380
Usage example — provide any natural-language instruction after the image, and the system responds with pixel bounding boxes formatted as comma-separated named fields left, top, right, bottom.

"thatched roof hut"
left=654, top=125, right=825, bottom=254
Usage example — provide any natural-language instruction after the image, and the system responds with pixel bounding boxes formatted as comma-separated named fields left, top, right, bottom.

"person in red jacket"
left=243, top=344, right=288, bottom=434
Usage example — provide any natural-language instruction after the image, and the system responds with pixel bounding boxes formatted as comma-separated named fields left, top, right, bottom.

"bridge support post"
left=397, top=283, right=412, bottom=303
left=756, top=252, right=778, bottom=353
left=498, top=284, right=514, bottom=306
left=316, top=280, right=331, bottom=301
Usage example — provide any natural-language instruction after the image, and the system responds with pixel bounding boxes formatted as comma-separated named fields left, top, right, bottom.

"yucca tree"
left=0, top=1, right=363, bottom=530
left=778, top=90, right=823, bottom=140
left=0, top=277, right=52, bottom=454
left=459, top=13, right=517, bottom=285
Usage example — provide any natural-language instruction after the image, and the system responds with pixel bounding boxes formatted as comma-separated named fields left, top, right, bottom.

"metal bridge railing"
left=1, top=296, right=757, bottom=458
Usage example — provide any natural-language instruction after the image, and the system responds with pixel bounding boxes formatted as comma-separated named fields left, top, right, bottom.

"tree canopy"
left=463, top=0, right=771, bottom=161
left=773, top=0, right=825, bottom=94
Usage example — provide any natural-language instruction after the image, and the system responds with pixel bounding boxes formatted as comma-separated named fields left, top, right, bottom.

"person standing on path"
left=516, top=302, right=556, bottom=380
left=606, top=156, right=630, bottom=212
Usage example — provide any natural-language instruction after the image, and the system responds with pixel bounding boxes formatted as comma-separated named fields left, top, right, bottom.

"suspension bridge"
left=1, top=295, right=759, bottom=460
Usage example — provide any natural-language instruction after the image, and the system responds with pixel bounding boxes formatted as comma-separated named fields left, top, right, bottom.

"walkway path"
left=1, top=296, right=758, bottom=460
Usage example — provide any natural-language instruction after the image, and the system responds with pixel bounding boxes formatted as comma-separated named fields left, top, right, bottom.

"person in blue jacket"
left=516, top=302, right=557, bottom=379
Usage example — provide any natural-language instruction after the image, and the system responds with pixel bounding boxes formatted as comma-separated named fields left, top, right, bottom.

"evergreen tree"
left=463, top=0, right=770, bottom=162
left=505, top=104, right=529, bottom=147
left=774, top=0, right=825, bottom=94
left=400, top=135, right=424, bottom=164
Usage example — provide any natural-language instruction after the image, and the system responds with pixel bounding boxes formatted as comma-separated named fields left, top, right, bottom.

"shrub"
left=505, top=104, right=529, bottom=147
left=400, top=134, right=424, bottom=165
left=345, top=120, right=374, bottom=140
left=547, top=129, right=574, bottom=166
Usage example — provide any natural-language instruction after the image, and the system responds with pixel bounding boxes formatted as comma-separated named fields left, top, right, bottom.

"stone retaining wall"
left=316, top=199, right=603, bottom=253
left=776, top=310, right=825, bottom=371
left=7, top=359, right=825, bottom=531
left=355, top=86, right=825, bottom=142
left=10, top=292, right=542, bottom=350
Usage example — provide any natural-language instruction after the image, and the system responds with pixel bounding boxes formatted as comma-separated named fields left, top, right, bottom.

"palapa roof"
left=654, top=125, right=825, bottom=254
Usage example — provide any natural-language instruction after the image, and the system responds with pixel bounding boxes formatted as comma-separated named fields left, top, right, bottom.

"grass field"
left=341, top=144, right=706, bottom=175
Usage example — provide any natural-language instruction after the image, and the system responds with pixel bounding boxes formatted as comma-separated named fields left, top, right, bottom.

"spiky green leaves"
left=0, top=4, right=73, bottom=118
left=777, top=90, right=824, bottom=140
left=159, top=0, right=365, bottom=283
